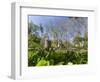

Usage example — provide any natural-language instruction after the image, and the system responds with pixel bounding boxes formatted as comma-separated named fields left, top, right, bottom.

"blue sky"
left=28, top=15, right=69, bottom=40
left=28, top=15, right=68, bottom=27
left=28, top=15, right=87, bottom=41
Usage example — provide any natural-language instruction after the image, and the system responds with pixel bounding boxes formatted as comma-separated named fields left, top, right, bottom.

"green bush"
left=36, top=59, right=50, bottom=66
left=28, top=48, right=88, bottom=66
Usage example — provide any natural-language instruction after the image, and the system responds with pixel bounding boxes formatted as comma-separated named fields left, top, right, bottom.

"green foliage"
left=28, top=21, right=88, bottom=67
left=73, top=33, right=88, bottom=49
left=28, top=48, right=88, bottom=66
left=28, top=31, right=88, bottom=66
left=28, top=33, right=41, bottom=48
left=28, top=21, right=40, bottom=34
left=36, top=59, right=50, bottom=66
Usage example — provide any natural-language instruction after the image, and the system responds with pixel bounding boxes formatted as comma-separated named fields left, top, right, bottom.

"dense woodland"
left=28, top=16, right=88, bottom=66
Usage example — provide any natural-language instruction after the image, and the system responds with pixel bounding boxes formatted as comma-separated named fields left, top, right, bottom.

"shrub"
left=28, top=48, right=88, bottom=66
left=36, top=59, right=50, bottom=66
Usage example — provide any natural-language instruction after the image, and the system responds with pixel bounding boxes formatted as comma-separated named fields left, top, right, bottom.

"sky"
left=28, top=15, right=88, bottom=41
left=28, top=15, right=68, bottom=27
